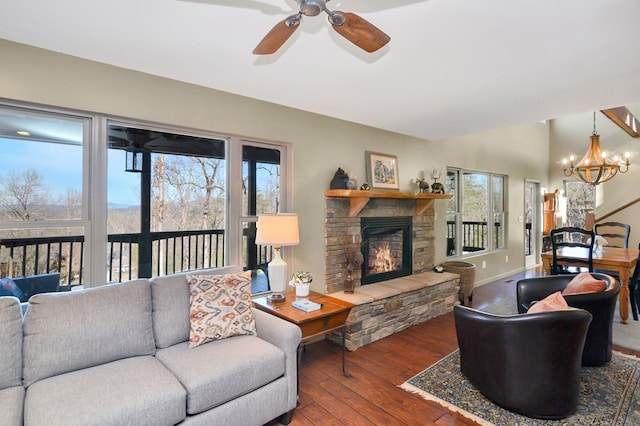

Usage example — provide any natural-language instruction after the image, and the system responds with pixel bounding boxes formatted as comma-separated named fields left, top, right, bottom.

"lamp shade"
left=255, top=213, right=300, bottom=247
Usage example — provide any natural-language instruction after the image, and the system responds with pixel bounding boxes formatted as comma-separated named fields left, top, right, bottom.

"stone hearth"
left=327, top=271, right=459, bottom=351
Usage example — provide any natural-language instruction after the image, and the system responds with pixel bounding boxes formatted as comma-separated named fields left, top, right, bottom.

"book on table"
left=291, top=299, right=321, bottom=312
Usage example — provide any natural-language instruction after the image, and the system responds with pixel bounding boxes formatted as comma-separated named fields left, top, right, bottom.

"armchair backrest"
left=515, top=273, right=619, bottom=366
left=516, top=273, right=617, bottom=314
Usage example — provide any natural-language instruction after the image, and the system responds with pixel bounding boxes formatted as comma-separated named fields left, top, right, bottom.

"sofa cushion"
left=563, top=272, right=607, bottom=295
left=0, top=385, right=24, bottom=426
left=187, top=271, right=256, bottom=348
left=155, top=335, right=285, bottom=415
left=22, top=279, right=156, bottom=387
left=24, top=356, right=186, bottom=426
left=0, top=296, right=23, bottom=390
left=150, top=266, right=242, bottom=349
left=527, top=291, right=570, bottom=314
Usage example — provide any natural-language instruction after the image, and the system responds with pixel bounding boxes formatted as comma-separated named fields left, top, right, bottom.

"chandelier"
left=563, top=112, right=630, bottom=185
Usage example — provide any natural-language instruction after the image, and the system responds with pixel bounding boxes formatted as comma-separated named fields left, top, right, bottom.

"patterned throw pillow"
left=187, top=271, right=256, bottom=348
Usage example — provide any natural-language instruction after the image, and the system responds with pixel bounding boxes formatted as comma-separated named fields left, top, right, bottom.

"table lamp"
left=255, top=213, right=300, bottom=302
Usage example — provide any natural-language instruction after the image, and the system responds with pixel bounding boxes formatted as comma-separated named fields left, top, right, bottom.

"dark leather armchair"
left=516, top=273, right=619, bottom=366
left=454, top=305, right=592, bottom=420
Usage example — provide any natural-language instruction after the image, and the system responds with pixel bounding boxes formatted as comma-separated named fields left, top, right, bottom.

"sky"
left=0, top=137, right=141, bottom=206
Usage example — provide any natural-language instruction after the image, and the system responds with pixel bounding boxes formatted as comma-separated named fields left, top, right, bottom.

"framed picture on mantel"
left=365, top=151, right=399, bottom=190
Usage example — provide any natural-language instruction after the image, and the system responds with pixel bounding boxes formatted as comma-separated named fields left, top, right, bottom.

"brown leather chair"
left=516, top=273, right=618, bottom=366
left=454, top=305, right=592, bottom=420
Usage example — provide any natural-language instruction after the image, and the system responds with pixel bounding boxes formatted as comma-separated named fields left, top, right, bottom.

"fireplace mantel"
left=325, top=189, right=452, bottom=217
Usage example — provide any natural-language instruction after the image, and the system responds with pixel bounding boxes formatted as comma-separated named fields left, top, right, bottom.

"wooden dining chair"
left=550, top=227, right=595, bottom=275
left=594, top=222, right=631, bottom=248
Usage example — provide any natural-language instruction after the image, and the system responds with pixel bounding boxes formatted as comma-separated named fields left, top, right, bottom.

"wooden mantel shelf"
left=325, top=189, right=452, bottom=217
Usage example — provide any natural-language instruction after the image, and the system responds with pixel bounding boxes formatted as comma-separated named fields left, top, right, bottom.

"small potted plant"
left=289, top=271, right=313, bottom=297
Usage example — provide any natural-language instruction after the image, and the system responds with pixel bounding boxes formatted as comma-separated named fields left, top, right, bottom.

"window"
left=446, top=168, right=507, bottom=257
left=0, top=104, right=90, bottom=284
left=106, top=122, right=229, bottom=282
left=0, top=102, right=291, bottom=290
left=563, top=181, right=595, bottom=228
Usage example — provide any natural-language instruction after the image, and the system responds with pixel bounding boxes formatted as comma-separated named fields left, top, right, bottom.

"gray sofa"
left=0, top=266, right=301, bottom=426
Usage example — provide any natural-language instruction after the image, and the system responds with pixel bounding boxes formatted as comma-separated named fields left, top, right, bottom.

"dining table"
left=541, top=246, right=639, bottom=324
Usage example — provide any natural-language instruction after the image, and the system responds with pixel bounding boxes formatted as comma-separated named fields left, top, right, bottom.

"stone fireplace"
left=324, top=190, right=459, bottom=350
left=324, top=195, right=434, bottom=293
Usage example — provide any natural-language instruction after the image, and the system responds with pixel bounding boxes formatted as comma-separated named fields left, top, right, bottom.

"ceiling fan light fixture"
left=327, top=11, right=345, bottom=26
left=300, top=0, right=324, bottom=17
left=253, top=0, right=389, bottom=54
left=285, top=13, right=302, bottom=28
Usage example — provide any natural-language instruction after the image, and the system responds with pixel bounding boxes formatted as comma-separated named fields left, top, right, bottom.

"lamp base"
left=267, top=293, right=286, bottom=303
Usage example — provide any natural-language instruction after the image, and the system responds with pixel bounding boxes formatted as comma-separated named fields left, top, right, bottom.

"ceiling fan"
left=253, top=0, right=390, bottom=55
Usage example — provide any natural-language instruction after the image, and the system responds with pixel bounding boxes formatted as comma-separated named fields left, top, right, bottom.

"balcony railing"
left=447, top=220, right=502, bottom=254
left=0, top=229, right=226, bottom=284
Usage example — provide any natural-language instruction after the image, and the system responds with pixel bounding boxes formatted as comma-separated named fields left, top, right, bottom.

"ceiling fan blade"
left=253, top=16, right=300, bottom=55
left=330, top=12, right=390, bottom=53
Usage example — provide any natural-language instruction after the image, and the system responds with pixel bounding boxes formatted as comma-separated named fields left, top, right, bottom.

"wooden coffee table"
left=253, top=290, right=354, bottom=377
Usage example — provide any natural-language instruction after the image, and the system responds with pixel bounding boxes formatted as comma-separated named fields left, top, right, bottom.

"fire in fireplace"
left=360, top=216, right=413, bottom=285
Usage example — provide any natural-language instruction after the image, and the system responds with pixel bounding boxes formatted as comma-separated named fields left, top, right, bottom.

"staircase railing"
left=593, top=197, right=640, bottom=223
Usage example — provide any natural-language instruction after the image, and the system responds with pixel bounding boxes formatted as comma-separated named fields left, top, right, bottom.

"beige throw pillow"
left=187, top=271, right=256, bottom=348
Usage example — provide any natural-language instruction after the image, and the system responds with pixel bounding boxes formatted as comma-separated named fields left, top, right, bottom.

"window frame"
left=0, top=100, right=293, bottom=285
left=446, top=167, right=507, bottom=257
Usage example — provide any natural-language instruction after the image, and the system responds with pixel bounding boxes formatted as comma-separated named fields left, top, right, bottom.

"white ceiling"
left=2, top=0, right=640, bottom=141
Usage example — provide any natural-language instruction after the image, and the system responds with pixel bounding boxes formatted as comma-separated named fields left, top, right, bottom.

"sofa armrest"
left=253, top=309, right=301, bottom=410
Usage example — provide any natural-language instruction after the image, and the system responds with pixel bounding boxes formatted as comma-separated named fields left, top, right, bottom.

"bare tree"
left=162, top=156, right=198, bottom=231
left=62, top=189, right=82, bottom=220
left=192, top=157, right=225, bottom=230
left=151, top=154, right=166, bottom=232
left=0, top=170, right=49, bottom=221
left=256, top=163, right=280, bottom=214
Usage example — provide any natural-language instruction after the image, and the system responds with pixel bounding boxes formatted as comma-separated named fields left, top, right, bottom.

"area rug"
left=399, top=350, right=640, bottom=426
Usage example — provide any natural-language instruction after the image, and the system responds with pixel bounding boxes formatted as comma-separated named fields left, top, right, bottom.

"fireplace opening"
left=361, top=217, right=412, bottom=285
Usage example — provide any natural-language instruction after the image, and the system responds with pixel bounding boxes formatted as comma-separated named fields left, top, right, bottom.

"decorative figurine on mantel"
left=430, top=168, right=446, bottom=194
left=415, top=170, right=430, bottom=193
left=346, top=173, right=358, bottom=189
left=329, top=167, right=349, bottom=189
left=416, top=178, right=430, bottom=193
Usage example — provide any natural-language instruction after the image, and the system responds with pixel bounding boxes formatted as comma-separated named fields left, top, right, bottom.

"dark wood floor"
left=270, top=267, right=640, bottom=426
